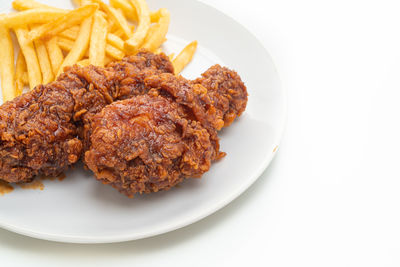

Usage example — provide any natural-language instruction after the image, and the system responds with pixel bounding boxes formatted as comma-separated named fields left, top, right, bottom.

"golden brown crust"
left=85, top=95, right=214, bottom=197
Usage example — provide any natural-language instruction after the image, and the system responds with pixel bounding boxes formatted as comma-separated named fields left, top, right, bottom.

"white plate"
left=0, top=0, right=286, bottom=243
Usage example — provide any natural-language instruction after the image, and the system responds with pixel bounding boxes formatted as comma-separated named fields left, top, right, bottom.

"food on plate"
left=172, top=41, right=198, bottom=74
left=124, top=0, right=151, bottom=53
left=0, top=0, right=249, bottom=198
left=0, top=27, right=15, bottom=102
left=0, top=52, right=173, bottom=183
left=85, top=64, right=247, bottom=197
left=85, top=95, right=216, bottom=196
left=0, top=0, right=196, bottom=100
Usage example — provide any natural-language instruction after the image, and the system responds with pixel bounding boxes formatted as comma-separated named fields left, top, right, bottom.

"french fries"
left=34, top=39, right=54, bottom=84
left=15, top=51, right=27, bottom=96
left=0, top=9, right=67, bottom=28
left=0, top=0, right=198, bottom=101
left=110, top=0, right=138, bottom=22
left=0, top=27, right=16, bottom=102
left=89, top=12, right=108, bottom=67
left=125, top=0, right=151, bottom=54
left=173, top=41, right=198, bottom=75
left=12, top=0, right=61, bottom=11
left=57, top=16, right=93, bottom=76
left=28, top=4, right=98, bottom=41
left=92, top=0, right=132, bottom=38
left=141, top=8, right=170, bottom=52
left=58, top=36, right=124, bottom=60
left=15, top=27, right=42, bottom=89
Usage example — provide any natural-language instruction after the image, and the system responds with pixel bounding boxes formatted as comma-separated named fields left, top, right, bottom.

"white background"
left=2, top=0, right=400, bottom=266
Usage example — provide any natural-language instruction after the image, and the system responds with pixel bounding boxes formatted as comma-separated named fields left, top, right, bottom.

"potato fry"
left=150, top=9, right=163, bottom=23
left=59, top=26, right=80, bottom=40
left=0, top=9, right=67, bottom=28
left=141, top=8, right=170, bottom=52
left=110, top=0, right=137, bottom=22
left=15, top=50, right=27, bottom=96
left=92, top=0, right=132, bottom=38
left=76, top=59, right=90, bottom=67
left=89, top=12, right=108, bottom=67
left=12, top=0, right=61, bottom=11
left=28, top=4, right=98, bottom=41
left=15, top=27, right=42, bottom=89
left=72, top=0, right=82, bottom=7
left=107, top=33, right=124, bottom=50
left=154, top=48, right=162, bottom=54
left=168, top=53, right=175, bottom=61
left=125, top=0, right=150, bottom=54
left=45, top=37, right=64, bottom=74
left=57, top=16, right=93, bottom=76
left=173, top=41, right=197, bottom=74
left=34, top=39, right=54, bottom=84
left=104, top=56, right=113, bottom=65
left=59, top=36, right=124, bottom=60
left=21, top=71, right=29, bottom=84
left=57, top=37, right=75, bottom=51
left=0, top=27, right=16, bottom=102
left=59, top=24, right=124, bottom=51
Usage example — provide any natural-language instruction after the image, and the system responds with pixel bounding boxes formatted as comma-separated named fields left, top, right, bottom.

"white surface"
left=0, top=0, right=285, bottom=243
left=1, top=0, right=400, bottom=265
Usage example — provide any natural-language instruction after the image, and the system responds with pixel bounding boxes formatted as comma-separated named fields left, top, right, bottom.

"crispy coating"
left=0, top=81, right=82, bottom=183
left=86, top=65, right=248, bottom=197
left=194, top=65, right=248, bottom=127
left=0, top=51, right=173, bottom=183
left=85, top=95, right=214, bottom=197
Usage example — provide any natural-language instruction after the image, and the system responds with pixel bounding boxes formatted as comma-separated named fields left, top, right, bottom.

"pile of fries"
left=0, top=0, right=198, bottom=102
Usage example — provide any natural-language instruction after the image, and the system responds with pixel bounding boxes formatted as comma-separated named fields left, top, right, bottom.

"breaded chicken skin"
left=85, top=95, right=215, bottom=197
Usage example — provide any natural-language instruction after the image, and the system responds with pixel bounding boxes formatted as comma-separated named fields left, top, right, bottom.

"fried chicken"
left=85, top=65, right=247, bottom=197
left=85, top=95, right=215, bottom=196
left=0, top=49, right=248, bottom=198
left=0, top=51, right=173, bottom=183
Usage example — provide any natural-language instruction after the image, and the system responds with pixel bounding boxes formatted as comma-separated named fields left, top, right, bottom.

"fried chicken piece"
left=85, top=95, right=215, bottom=197
left=0, top=81, right=82, bottom=183
left=85, top=65, right=248, bottom=197
left=0, top=51, right=173, bottom=183
left=194, top=65, right=248, bottom=127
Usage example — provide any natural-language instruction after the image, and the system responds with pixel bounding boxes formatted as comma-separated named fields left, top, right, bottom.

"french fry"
left=15, top=27, right=42, bottom=89
left=15, top=51, right=27, bottom=96
left=76, top=59, right=90, bottom=67
left=59, top=26, right=80, bottom=40
left=57, top=37, right=75, bottom=51
left=89, top=12, right=108, bottom=67
left=107, top=33, right=124, bottom=50
left=173, top=41, right=197, bottom=74
left=141, top=8, right=170, bottom=52
left=57, top=16, right=93, bottom=76
left=59, top=25, right=124, bottom=51
left=109, top=0, right=138, bottom=22
left=104, top=56, right=113, bottom=65
left=27, top=4, right=98, bottom=41
left=0, top=27, right=16, bottom=102
left=21, top=71, right=29, bottom=84
left=0, top=9, right=67, bottom=28
left=59, top=36, right=124, bottom=60
left=125, top=0, right=150, bottom=54
left=154, top=48, right=162, bottom=54
left=168, top=53, right=175, bottom=61
left=72, top=0, right=81, bottom=7
left=34, top=39, right=54, bottom=84
left=150, top=9, right=163, bottom=23
left=92, top=0, right=132, bottom=38
left=12, top=0, right=61, bottom=11
left=45, top=37, right=64, bottom=75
